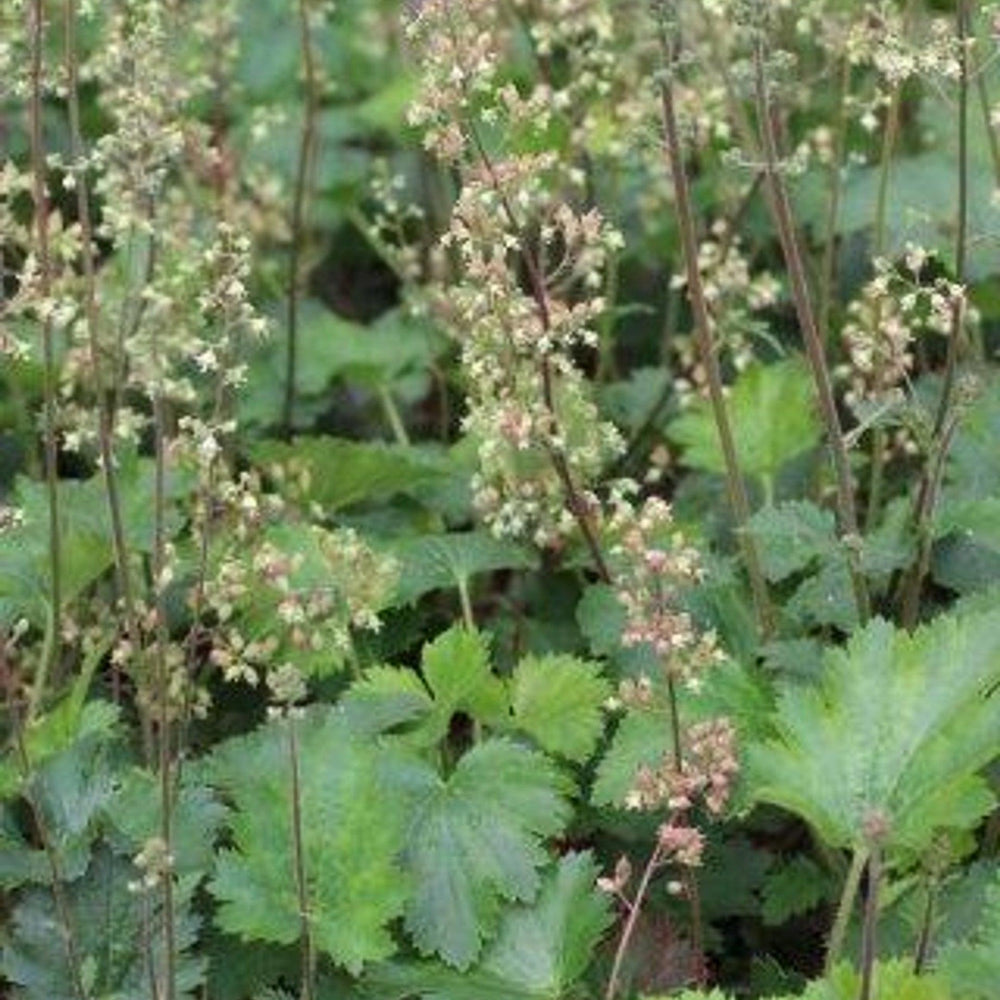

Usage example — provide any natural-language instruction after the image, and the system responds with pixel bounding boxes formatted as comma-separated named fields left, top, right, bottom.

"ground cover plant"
left=1, top=0, right=999, bottom=997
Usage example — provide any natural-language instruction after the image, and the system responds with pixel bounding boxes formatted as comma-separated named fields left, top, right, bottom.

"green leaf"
left=1, top=846, right=204, bottom=999
left=340, top=627, right=510, bottom=750
left=936, top=375, right=1000, bottom=588
left=208, top=709, right=410, bottom=974
left=0, top=459, right=186, bottom=626
left=593, top=659, right=772, bottom=810
left=937, top=867, right=1000, bottom=999
left=760, top=856, right=835, bottom=927
left=748, top=610, right=1000, bottom=855
left=747, top=502, right=838, bottom=581
left=238, top=302, right=442, bottom=428
left=591, top=710, right=669, bottom=808
left=0, top=709, right=120, bottom=888
left=510, top=654, right=609, bottom=763
left=784, top=558, right=857, bottom=632
left=387, top=531, right=538, bottom=606
left=250, top=437, right=455, bottom=512
left=372, top=852, right=611, bottom=999
left=668, top=358, right=821, bottom=482
left=800, top=961, right=956, bottom=999
left=340, top=665, right=435, bottom=740
left=417, top=626, right=509, bottom=746
left=576, top=583, right=658, bottom=678
left=400, top=739, right=573, bottom=969
left=820, top=90, right=1000, bottom=280
left=644, top=962, right=955, bottom=999
left=104, top=769, right=226, bottom=877
left=600, top=367, right=671, bottom=433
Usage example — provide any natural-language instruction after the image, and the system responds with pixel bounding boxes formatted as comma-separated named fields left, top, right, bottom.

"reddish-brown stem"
left=27, top=0, right=62, bottom=716
left=751, top=31, right=870, bottom=623
left=604, top=843, right=664, bottom=1000
left=283, top=0, right=319, bottom=436
left=656, top=27, right=775, bottom=640
left=64, top=0, right=140, bottom=702
left=896, top=0, right=971, bottom=626
left=465, top=122, right=613, bottom=584
left=859, top=845, right=882, bottom=1000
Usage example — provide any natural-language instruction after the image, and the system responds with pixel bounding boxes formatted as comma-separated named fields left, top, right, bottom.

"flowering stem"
left=465, top=122, right=612, bottom=584
left=864, top=74, right=906, bottom=534
left=152, top=354, right=177, bottom=1000
left=655, top=18, right=776, bottom=640
left=27, top=0, right=62, bottom=714
left=751, top=29, right=870, bottom=624
left=64, top=0, right=140, bottom=701
left=897, top=0, right=971, bottom=627
left=818, top=55, right=851, bottom=348
left=897, top=408, right=961, bottom=628
left=667, top=674, right=684, bottom=773
left=929, top=0, right=970, bottom=442
left=283, top=0, right=319, bottom=437
left=604, top=842, right=664, bottom=1000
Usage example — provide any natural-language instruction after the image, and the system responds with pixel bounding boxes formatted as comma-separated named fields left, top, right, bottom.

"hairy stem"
left=656, top=20, right=775, bottom=640
left=912, top=876, right=938, bottom=974
left=859, top=846, right=882, bottom=1000
left=825, top=847, right=868, bottom=975
left=897, top=409, right=961, bottom=627
left=932, top=0, right=971, bottom=439
left=604, top=843, right=664, bottom=1000
left=378, top=384, right=411, bottom=445
left=897, top=1, right=971, bottom=626
left=64, top=0, right=141, bottom=701
left=457, top=577, right=475, bottom=632
left=818, top=55, right=851, bottom=347
left=751, top=30, right=870, bottom=623
left=27, top=0, right=62, bottom=716
left=864, top=71, right=905, bottom=533
left=283, top=0, right=319, bottom=436
left=151, top=305, right=176, bottom=1000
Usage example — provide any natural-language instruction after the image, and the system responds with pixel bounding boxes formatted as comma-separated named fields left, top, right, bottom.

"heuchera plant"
left=0, top=1, right=998, bottom=1000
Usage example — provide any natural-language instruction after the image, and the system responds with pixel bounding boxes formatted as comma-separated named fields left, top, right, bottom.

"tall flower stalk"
left=283, top=0, right=321, bottom=436
left=63, top=0, right=140, bottom=702
left=26, top=0, right=62, bottom=718
left=651, top=0, right=775, bottom=640
left=748, top=5, right=871, bottom=623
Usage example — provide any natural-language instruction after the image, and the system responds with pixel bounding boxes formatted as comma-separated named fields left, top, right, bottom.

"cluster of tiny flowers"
left=625, top=717, right=738, bottom=818
left=129, top=836, right=173, bottom=893
left=846, top=4, right=963, bottom=87
left=108, top=593, right=210, bottom=723
left=406, top=0, right=629, bottom=545
left=266, top=662, right=308, bottom=720
left=0, top=505, right=25, bottom=535
left=608, top=495, right=723, bottom=684
left=405, top=0, right=507, bottom=161
left=670, top=222, right=781, bottom=406
left=838, top=246, right=977, bottom=410
left=203, top=472, right=397, bottom=686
